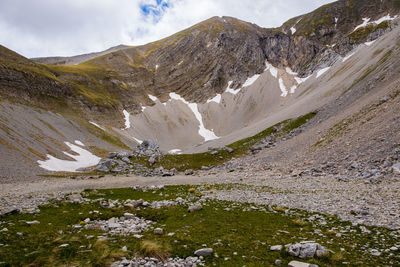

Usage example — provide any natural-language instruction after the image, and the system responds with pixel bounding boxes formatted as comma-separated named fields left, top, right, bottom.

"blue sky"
left=140, top=0, right=170, bottom=22
left=0, top=0, right=336, bottom=58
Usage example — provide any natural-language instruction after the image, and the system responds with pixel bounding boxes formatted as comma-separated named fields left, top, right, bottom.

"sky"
left=0, top=0, right=336, bottom=58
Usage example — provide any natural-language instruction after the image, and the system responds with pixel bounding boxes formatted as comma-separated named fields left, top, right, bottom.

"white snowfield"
left=278, top=78, right=288, bottom=97
left=294, top=75, right=311, bottom=84
left=342, top=51, right=356, bottom=62
left=265, top=62, right=278, bottom=78
left=89, top=121, right=106, bottom=131
left=148, top=94, right=158, bottom=102
left=74, top=140, right=84, bottom=146
left=290, top=27, right=296, bottom=34
left=224, top=81, right=240, bottom=95
left=206, top=93, right=222, bottom=104
left=316, top=67, right=331, bottom=78
left=365, top=40, right=376, bottom=46
left=169, top=92, right=219, bottom=141
left=133, top=137, right=143, bottom=144
left=168, top=149, right=182, bottom=154
left=242, top=74, right=260, bottom=87
left=353, top=14, right=398, bottom=32
left=123, top=110, right=130, bottom=129
left=354, top=18, right=371, bottom=32
left=38, top=141, right=101, bottom=172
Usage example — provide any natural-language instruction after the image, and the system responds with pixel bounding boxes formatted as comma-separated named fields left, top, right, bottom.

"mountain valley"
left=1, top=0, right=400, bottom=266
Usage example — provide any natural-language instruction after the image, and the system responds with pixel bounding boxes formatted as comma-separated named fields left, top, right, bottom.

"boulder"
left=287, top=242, right=328, bottom=259
left=288, top=261, right=316, bottom=267
left=154, top=228, right=164, bottom=235
left=66, top=193, right=84, bottom=203
left=188, top=203, right=203, bottom=212
left=194, top=248, right=213, bottom=257
left=270, top=245, right=283, bottom=251
left=95, top=158, right=115, bottom=172
left=185, top=169, right=194, bottom=175
left=392, top=163, right=400, bottom=174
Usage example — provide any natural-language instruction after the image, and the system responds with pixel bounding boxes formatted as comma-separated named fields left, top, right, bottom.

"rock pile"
left=84, top=215, right=154, bottom=236
left=286, top=242, right=328, bottom=259
left=94, top=140, right=178, bottom=176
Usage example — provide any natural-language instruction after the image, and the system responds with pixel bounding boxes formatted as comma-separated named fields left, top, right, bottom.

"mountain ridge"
left=0, top=0, right=400, bottom=179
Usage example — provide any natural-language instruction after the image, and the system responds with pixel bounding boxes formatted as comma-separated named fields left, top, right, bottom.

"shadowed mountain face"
left=0, top=0, right=400, bottom=178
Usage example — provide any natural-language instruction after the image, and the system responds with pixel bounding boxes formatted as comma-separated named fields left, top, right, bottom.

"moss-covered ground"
left=0, top=185, right=399, bottom=266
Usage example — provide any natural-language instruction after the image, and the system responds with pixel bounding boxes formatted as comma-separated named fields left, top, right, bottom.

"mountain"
left=31, top=44, right=129, bottom=66
left=0, top=0, right=400, bottom=179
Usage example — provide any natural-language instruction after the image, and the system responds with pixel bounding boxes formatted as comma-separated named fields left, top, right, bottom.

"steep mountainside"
left=0, top=0, right=400, bottom=179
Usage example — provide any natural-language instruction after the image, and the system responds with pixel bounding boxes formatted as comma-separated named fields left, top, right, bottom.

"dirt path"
left=0, top=174, right=227, bottom=196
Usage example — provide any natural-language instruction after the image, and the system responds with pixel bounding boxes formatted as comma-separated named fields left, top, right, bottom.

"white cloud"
left=0, top=0, right=335, bottom=58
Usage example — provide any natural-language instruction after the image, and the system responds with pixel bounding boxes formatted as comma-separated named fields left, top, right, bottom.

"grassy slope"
left=0, top=185, right=398, bottom=266
left=128, top=112, right=317, bottom=172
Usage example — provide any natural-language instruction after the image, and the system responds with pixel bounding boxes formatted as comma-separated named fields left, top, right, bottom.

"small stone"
left=84, top=218, right=90, bottom=223
left=122, top=246, right=127, bottom=252
left=120, top=259, right=130, bottom=266
left=188, top=203, right=203, bottom=212
left=392, top=163, right=400, bottom=174
left=154, top=228, right=164, bottom=235
left=370, top=249, right=381, bottom=256
left=288, top=261, right=313, bottom=267
left=26, top=221, right=40, bottom=225
left=194, top=248, right=213, bottom=257
left=275, top=259, right=282, bottom=266
left=390, top=246, right=398, bottom=251
left=124, top=212, right=135, bottom=219
left=270, top=245, right=283, bottom=251
left=59, top=244, right=69, bottom=248
left=185, top=169, right=194, bottom=175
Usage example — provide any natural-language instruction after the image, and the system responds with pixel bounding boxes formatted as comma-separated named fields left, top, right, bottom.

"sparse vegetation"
left=128, top=112, right=317, bottom=172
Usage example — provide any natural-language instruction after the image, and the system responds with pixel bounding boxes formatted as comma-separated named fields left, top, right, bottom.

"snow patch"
left=206, top=94, right=222, bottom=104
left=285, top=67, right=298, bottom=76
left=74, top=140, right=84, bottom=146
left=123, top=110, right=130, bottom=129
left=243, top=74, right=260, bottom=87
left=155, top=64, right=159, bottom=70
left=290, top=27, right=296, bottom=34
left=353, top=18, right=371, bottom=32
left=169, top=93, right=219, bottom=141
left=178, top=60, right=183, bottom=65
left=295, top=75, right=311, bottom=84
left=265, top=62, right=278, bottom=78
left=290, top=85, right=297, bottom=94
left=372, top=14, right=398, bottom=25
left=353, top=15, right=397, bottom=32
left=225, top=81, right=241, bottom=95
left=316, top=67, right=330, bottom=78
left=168, top=149, right=182, bottom=154
left=38, top=142, right=101, bottom=172
left=89, top=121, right=106, bottom=131
left=141, top=106, right=146, bottom=112
left=133, top=137, right=143, bottom=144
left=148, top=94, right=158, bottom=102
left=364, top=40, right=376, bottom=46
left=278, top=78, right=288, bottom=97
left=342, top=51, right=356, bottom=62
